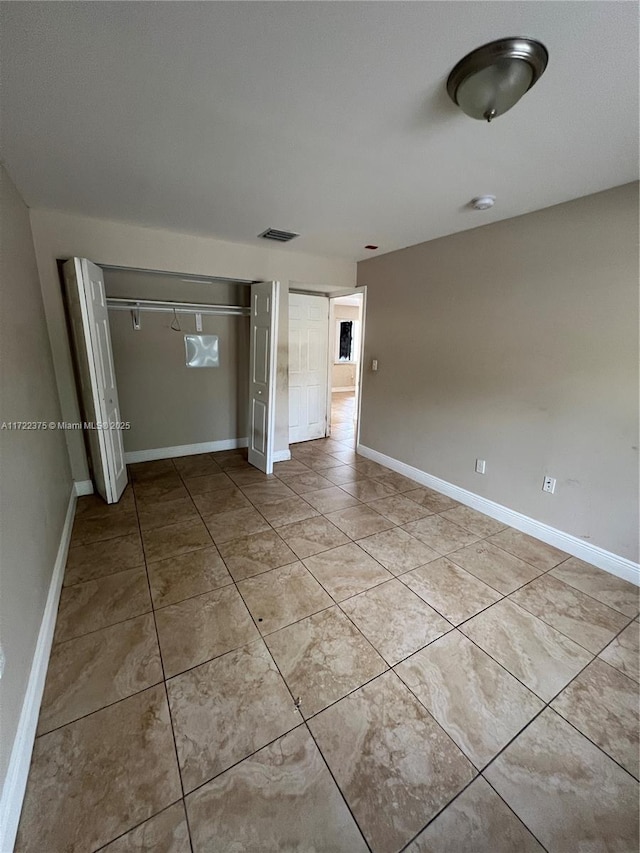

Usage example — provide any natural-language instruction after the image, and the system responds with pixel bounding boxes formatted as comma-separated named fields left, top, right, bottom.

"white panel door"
left=288, top=293, right=329, bottom=443
left=248, top=281, right=279, bottom=474
left=63, top=258, right=127, bottom=503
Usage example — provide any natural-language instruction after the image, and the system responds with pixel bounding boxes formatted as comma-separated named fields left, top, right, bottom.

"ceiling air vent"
left=259, top=228, right=299, bottom=243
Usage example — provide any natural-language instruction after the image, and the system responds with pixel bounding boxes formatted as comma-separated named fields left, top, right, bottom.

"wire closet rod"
left=106, top=297, right=250, bottom=316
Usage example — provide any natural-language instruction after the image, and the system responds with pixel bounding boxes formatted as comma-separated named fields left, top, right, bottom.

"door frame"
left=326, top=287, right=367, bottom=447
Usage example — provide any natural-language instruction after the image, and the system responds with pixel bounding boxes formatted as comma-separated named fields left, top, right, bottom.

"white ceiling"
left=1, top=2, right=637, bottom=262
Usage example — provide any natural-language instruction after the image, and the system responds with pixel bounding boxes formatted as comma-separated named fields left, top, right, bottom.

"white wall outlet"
left=542, top=476, right=556, bottom=494
left=371, top=359, right=378, bottom=371
left=475, top=459, right=486, bottom=474
left=0, top=642, right=5, bottom=680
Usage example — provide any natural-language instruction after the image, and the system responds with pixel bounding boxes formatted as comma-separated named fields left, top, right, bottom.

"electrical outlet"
left=542, top=476, right=556, bottom=494
left=371, top=359, right=378, bottom=371
left=475, top=459, right=486, bottom=474
left=0, top=643, right=5, bottom=680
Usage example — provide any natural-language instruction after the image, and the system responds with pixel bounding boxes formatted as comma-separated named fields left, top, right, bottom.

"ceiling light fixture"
left=471, top=195, right=496, bottom=211
left=447, top=37, right=548, bottom=122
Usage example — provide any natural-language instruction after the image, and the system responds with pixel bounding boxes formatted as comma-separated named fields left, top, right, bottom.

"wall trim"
left=273, top=449, right=291, bottom=463
left=124, top=438, right=249, bottom=464
left=0, top=486, right=76, bottom=852
left=74, top=480, right=93, bottom=496
left=332, top=385, right=356, bottom=392
left=357, top=443, right=640, bottom=586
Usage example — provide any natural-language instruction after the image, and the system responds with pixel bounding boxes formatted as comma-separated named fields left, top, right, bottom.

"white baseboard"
left=74, top=480, right=93, bottom=496
left=125, top=438, right=248, bottom=464
left=357, top=443, right=640, bottom=586
left=332, top=386, right=356, bottom=392
left=0, top=486, right=76, bottom=852
left=273, top=449, right=292, bottom=463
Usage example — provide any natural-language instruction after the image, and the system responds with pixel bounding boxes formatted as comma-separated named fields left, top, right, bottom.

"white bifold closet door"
left=248, top=281, right=280, bottom=474
left=288, top=293, right=329, bottom=444
left=63, top=258, right=128, bottom=503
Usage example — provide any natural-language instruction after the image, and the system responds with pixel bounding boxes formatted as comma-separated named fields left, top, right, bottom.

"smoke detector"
left=471, top=195, right=496, bottom=211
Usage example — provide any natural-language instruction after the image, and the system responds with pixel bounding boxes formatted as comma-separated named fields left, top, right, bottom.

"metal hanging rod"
left=106, top=297, right=250, bottom=331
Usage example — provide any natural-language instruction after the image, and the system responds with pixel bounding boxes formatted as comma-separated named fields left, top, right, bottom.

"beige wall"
left=104, top=270, right=249, bottom=453
left=0, top=169, right=72, bottom=786
left=332, top=304, right=360, bottom=389
left=29, top=209, right=356, bottom=477
left=358, top=183, right=639, bottom=562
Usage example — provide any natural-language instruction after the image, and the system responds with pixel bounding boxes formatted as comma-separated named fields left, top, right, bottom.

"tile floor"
left=16, top=394, right=640, bottom=852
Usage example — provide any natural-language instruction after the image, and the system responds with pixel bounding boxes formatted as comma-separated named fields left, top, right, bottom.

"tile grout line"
left=132, top=465, right=197, bottom=853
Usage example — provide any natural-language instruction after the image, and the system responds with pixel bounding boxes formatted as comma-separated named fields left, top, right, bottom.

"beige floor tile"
left=64, top=532, right=144, bottom=586
left=155, top=585, right=259, bottom=677
left=137, top=496, right=199, bottom=531
left=226, top=467, right=275, bottom=487
left=341, top=478, right=397, bottom=502
left=272, top=458, right=313, bottom=478
left=326, top=503, right=394, bottom=539
left=550, top=557, right=640, bottom=618
left=38, top=614, right=162, bottom=735
left=396, top=631, right=543, bottom=768
left=191, top=486, right=251, bottom=517
left=322, top=465, right=366, bottom=485
left=237, top=562, right=333, bottom=634
left=368, top=470, right=421, bottom=493
left=327, top=448, right=358, bottom=465
left=240, top=479, right=296, bottom=505
left=277, top=515, right=350, bottom=559
left=404, top=487, right=460, bottom=513
left=257, top=495, right=320, bottom=527
left=265, top=607, right=386, bottom=717
left=172, top=453, right=221, bottom=478
left=460, top=599, right=592, bottom=701
left=599, top=619, right=639, bottom=682
left=511, top=574, right=629, bottom=653
left=211, top=448, right=249, bottom=470
left=439, top=505, right=507, bottom=538
left=305, top=455, right=347, bottom=472
left=134, top=474, right=189, bottom=505
left=147, top=546, right=232, bottom=608
left=70, top=509, right=139, bottom=546
left=302, top=485, right=361, bottom=514
left=366, top=494, right=433, bottom=525
left=342, top=579, right=451, bottom=665
left=304, top=543, right=393, bottom=601
left=352, top=459, right=390, bottom=479
left=447, top=540, right=542, bottom=594
left=167, top=640, right=298, bottom=791
left=186, top=726, right=368, bottom=853
left=356, top=527, right=439, bottom=575
left=204, top=505, right=270, bottom=544
left=403, top=515, right=481, bottom=555
left=406, top=776, right=545, bottom=853
left=218, top=529, right=297, bottom=581
left=100, top=801, right=191, bottom=853
left=402, top=558, right=501, bottom=625
left=552, top=657, right=639, bottom=778
left=141, top=518, right=213, bottom=562
left=308, top=672, right=475, bottom=853
left=16, top=685, right=181, bottom=853
left=279, top=471, right=334, bottom=494
left=129, top=459, right=177, bottom=481
left=55, top=566, right=151, bottom=643
left=484, top=708, right=639, bottom=853
left=183, top=471, right=235, bottom=496
left=487, top=528, right=568, bottom=571
left=75, top=488, right=135, bottom=520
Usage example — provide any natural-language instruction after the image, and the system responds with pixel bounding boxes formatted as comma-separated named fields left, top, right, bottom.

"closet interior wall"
left=103, top=268, right=250, bottom=456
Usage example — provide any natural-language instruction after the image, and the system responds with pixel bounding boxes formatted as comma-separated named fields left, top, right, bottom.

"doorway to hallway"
left=330, top=390, right=357, bottom=447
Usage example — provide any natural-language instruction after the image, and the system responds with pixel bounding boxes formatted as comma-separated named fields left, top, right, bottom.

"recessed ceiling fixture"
left=447, top=38, right=548, bottom=122
left=471, top=195, right=496, bottom=211
left=259, top=228, right=299, bottom=242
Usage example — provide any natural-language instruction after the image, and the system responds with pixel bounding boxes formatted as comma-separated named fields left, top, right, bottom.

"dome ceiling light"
left=447, top=38, right=548, bottom=122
